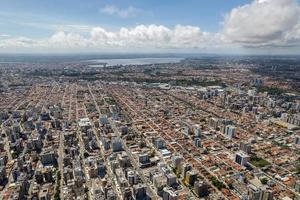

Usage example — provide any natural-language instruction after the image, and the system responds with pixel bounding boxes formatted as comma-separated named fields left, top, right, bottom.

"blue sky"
left=1, top=0, right=300, bottom=54
left=0, top=0, right=251, bottom=36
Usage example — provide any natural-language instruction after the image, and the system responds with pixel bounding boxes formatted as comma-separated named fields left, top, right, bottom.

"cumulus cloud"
left=0, top=24, right=219, bottom=51
left=100, top=5, right=141, bottom=18
left=2, top=0, right=300, bottom=52
left=89, top=25, right=218, bottom=49
left=48, top=31, right=89, bottom=47
left=0, top=34, right=10, bottom=38
left=223, top=0, right=300, bottom=47
left=0, top=37, right=37, bottom=48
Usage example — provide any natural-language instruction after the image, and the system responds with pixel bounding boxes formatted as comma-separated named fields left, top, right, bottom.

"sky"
left=1, top=0, right=300, bottom=54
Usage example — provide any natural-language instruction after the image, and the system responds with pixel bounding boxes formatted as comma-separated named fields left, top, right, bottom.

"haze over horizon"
left=1, top=0, right=300, bottom=54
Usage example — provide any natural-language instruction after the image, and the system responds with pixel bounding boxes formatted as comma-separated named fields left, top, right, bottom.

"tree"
left=260, top=177, right=268, bottom=185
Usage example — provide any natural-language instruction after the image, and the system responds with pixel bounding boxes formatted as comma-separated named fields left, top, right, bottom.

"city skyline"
left=1, top=0, right=300, bottom=54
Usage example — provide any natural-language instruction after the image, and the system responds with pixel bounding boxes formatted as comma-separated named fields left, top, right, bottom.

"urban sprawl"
left=0, top=56, right=299, bottom=200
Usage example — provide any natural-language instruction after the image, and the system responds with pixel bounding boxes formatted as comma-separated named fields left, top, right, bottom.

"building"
left=185, top=170, right=197, bottom=186
left=294, top=136, right=300, bottom=145
left=78, top=118, right=92, bottom=132
left=139, top=153, right=150, bottom=164
left=194, top=138, right=201, bottom=147
left=235, top=151, right=250, bottom=167
left=123, top=187, right=133, bottom=200
left=0, top=111, right=9, bottom=121
left=40, top=150, right=56, bottom=166
left=154, top=138, right=165, bottom=149
left=118, top=152, right=131, bottom=168
left=112, top=138, right=123, bottom=152
left=133, top=184, right=147, bottom=200
left=39, top=187, right=51, bottom=200
left=209, top=118, right=220, bottom=130
left=121, top=125, right=129, bottom=135
left=127, top=170, right=137, bottom=186
left=100, top=116, right=109, bottom=126
left=0, top=166, right=7, bottom=184
left=194, top=180, right=209, bottom=197
left=248, top=184, right=261, bottom=200
left=104, top=186, right=117, bottom=200
left=224, top=125, right=236, bottom=139
left=40, top=112, right=51, bottom=121
left=251, top=78, right=264, bottom=87
left=160, top=149, right=172, bottom=158
left=153, top=174, right=167, bottom=195
left=260, top=188, right=273, bottom=200
left=281, top=113, right=300, bottom=126
left=248, top=178, right=274, bottom=200
left=166, top=173, right=177, bottom=187
left=240, top=142, right=251, bottom=154
left=295, top=180, right=300, bottom=193
left=180, top=163, right=192, bottom=179
left=163, top=187, right=178, bottom=200
left=192, top=124, right=201, bottom=137
left=171, top=154, right=183, bottom=170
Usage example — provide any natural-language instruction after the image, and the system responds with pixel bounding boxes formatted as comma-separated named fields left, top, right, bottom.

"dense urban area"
left=0, top=55, right=299, bottom=200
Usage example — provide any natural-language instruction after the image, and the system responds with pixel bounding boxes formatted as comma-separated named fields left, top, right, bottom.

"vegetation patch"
left=210, top=176, right=226, bottom=190
left=257, top=86, right=284, bottom=95
left=250, top=156, right=270, bottom=168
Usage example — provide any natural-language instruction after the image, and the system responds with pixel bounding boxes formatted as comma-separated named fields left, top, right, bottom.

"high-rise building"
left=294, top=136, right=300, bottom=145
left=121, top=125, right=129, bottom=135
left=248, top=178, right=273, bottom=200
left=163, top=187, right=178, bottom=200
left=260, top=188, right=273, bottom=200
left=0, top=166, right=7, bottom=184
left=240, top=142, right=251, bottom=154
left=40, top=150, right=56, bottom=166
left=224, top=125, right=236, bottom=139
left=133, top=184, right=147, bottom=200
left=112, top=137, right=123, bottom=152
left=248, top=184, right=261, bottom=200
left=180, top=163, right=192, bottom=179
left=235, top=151, right=250, bottom=166
left=123, top=187, right=133, bottom=200
left=99, top=115, right=109, bottom=126
left=39, top=187, right=51, bottom=200
left=209, top=118, right=219, bottom=130
left=138, top=153, right=150, bottom=164
left=194, top=180, right=209, bottom=197
left=171, top=154, right=183, bottom=170
left=153, top=173, right=167, bottom=195
left=295, top=180, right=300, bottom=193
left=251, top=78, right=264, bottom=87
left=194, top=138, right=201, bottom=147
left=127, top=170, right=137, bottom=186
left=154, top=137, right=165, bottom=149
left=192, top=124, right=201, bottom=138
left=166, top=173, right=177, bottom=187
left=185, top=170, right=197, bottom=186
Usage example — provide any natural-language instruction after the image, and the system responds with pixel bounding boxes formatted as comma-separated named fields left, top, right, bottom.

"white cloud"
left=18, top=22, right=93, bottom=33
left=283, top=23, right=300, bottom=45
left=0, top=36, right=37, bottom=48
left=2, top=0, right=300, bottom=53
left=48, top=31, right=89, bottom=47
left=0, top=34, right=10, bottom=38
left=0, top=24, right=219, bottom=52
left=223, top=0, right=300, bottom=47
left=88, top=24, right=219, bottom=49
left=100, top=5, right=141, bottom=18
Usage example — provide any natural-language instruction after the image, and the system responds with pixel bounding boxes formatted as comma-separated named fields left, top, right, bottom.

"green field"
left=250, top=156, right=270, bottom=168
